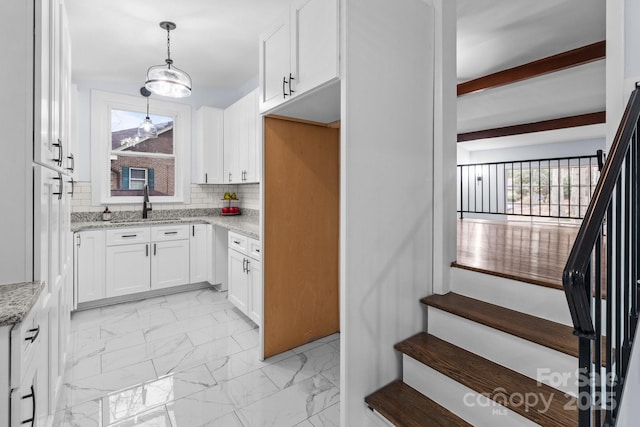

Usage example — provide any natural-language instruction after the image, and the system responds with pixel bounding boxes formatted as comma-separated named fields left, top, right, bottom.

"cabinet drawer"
left=228, top=232, right=248, bottom=254
left=248, top=238, right=261, bottom=260
left=106, top=227, right=150, bottom=246
left=152, top=225, right=190, bottom=242
left=10, top=293, right=44, bottom=388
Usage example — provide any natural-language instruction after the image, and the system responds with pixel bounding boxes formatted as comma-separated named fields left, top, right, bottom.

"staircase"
left=365, top=265, right=584, bottom=426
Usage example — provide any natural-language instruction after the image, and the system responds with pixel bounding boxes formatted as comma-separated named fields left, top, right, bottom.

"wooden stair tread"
left=422, top=292, right=578, bottom=357
left=395, top=333, right=578, bottom=427
left=365, top=380, right=472, bottom=427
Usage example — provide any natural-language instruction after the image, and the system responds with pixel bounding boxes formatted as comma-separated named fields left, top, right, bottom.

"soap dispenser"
left=102, top=206, right=112, bottom=221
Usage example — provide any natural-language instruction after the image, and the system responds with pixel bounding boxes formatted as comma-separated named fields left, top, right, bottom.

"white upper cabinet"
left=258, top=0, right=339, bottom=113
left=34, top=0, right=74, bottom=174
left=224, top=89, right=261, bottom=183
left=291, top=0, right=339, bottom=95
left=193, top=106, right=224, bottom=184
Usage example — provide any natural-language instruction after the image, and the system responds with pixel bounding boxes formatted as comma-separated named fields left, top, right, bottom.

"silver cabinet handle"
left=283, top=76, right=288, bottom=99
left=242, top=258, right=247, bottom=273
left=146, top=244, right=149, bottom=257
left=233, top=240, right=241, bottom=245
left=68, top=178, right=74, bottom=197
left=122, top=234, right=137, bottom=238
left=52, top=139, right=63, bottom=166
left=245, top=259, right=250, bottom=274
left=192, top=225, right=195, bottom=237
left=154, top=243, right=157, bottom=256
left=66, top=153, right=75, bottom=172
left=288, top=73, right=295, bottom=96
left=256, top=249, right=260, bottom=253
left=229, top=172, right=232, bottom=182
left=53, top=173, right=63, bottom=199
left=164, top=231, right=178, bottom=235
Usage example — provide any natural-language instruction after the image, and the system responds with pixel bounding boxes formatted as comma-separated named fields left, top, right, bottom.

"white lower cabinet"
left=151, top=239, right=190, bottom=290
left=75, top=230, right=105, bottom=303
left=1, top=289, right=49, bottom=427
left=228, top=231, right=262, bottom=325
left=228, top=249, right=249, bottom=313
left=190, top=224, right=211, bottom=284
left=106, top=243, right=151, bottom=297
left=76, top=224, right=214, bottom=305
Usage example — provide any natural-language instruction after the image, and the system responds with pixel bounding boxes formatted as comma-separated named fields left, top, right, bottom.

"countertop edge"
left=71, top=217, right=260, bottom=240
left=0, top=281, right=45, bottom=327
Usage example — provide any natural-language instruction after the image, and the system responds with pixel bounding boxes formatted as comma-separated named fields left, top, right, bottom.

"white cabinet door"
left=151, top=240, right=190, bottom=290
left=193, top=107, right=224, bottom=184
left=291, top=0, right=339, bottom=95
left=106, top=243, right=150, bottom=297
left=75, top=230, right=105, bottom=303
left=189, top=224, right=210, bottom=284
left=258, top=11, right=291, bottom=112
left=223, top=101, right=239, bottom=184
left=228, top=249, right=249, bottom=313
left=247, top=257, right=262, bottom=326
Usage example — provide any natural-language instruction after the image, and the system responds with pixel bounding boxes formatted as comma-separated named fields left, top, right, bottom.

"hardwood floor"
left=454, top=218, right=580, bottom=290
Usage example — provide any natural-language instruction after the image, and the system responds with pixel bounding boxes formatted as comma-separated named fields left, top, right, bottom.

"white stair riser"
left=428, top=308, right=579, bottom=396
left=451, top=267, right=572, bottom=326
left=364, top=408, right=396, bottom=427
left=403, top=355, right=539, bottom=427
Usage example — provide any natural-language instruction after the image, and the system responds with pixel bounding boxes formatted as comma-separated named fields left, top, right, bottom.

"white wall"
left=462, top=138, right=606, bottom=165
left=340, top=0, right=434, bottom=425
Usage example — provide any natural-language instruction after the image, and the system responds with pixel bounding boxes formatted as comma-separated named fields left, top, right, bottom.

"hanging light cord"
left=165, top=26, right=173, bottom=68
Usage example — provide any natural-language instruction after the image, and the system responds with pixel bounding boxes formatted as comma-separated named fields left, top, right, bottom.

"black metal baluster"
left=615, top=178, right=623, bottom=420
left=595, top=232, right=603, bottom=425
left=606, top=201, right=614, bottom=426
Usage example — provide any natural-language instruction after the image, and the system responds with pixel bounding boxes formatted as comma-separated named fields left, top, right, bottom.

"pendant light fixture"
left=145, top=21, right=192, bottom=98
left=137, top=87, right=158, bottom=139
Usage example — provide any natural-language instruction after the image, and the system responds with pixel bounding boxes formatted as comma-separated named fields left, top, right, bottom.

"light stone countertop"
left=71, top=215, right=259, bottom=240
left=0, top=281, right=45, bottom=326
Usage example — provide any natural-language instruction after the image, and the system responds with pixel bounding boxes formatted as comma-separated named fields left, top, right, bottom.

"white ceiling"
left=66, top=0, right=607, bottom=144
left=65, top=0, right=292, bottom=91
left=456, top=0, right=606, bottom=146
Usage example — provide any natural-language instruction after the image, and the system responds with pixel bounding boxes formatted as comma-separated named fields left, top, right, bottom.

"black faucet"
left=143, top=184, right=152, bottom=218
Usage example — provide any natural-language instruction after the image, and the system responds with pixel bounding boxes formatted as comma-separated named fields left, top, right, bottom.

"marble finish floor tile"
left=57, top=288, right=341, bottom=427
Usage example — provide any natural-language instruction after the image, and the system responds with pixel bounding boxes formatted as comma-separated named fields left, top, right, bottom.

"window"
left=128, top=168, right=148, bottom=190
left=91, top=90, right=191, bottom=205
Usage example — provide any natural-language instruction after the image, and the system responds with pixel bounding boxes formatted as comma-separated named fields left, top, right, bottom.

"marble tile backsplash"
left=71, top=182, right=261, bottom=213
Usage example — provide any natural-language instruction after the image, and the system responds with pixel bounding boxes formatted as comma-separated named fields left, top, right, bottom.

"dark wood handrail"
left=562, top=88, right=640, bottom=337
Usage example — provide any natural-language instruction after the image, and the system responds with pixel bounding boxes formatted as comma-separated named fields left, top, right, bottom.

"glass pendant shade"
left=138, top=87, right=158, bottom=139
left=137, top=117, right=158, bottom=139
left=145, top=62, right=192, bottom=98
left=145, top=21, right=192, bottom=98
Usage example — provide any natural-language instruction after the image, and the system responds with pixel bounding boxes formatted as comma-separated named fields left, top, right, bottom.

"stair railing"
left=457, top=153, right=603, bottom=220
left=563, top=87, right=640, bottom=426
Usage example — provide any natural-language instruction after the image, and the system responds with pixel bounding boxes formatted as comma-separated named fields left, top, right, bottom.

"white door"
left=189, top=224, right=209, bottom=284
left=106, top=243, right=150, bottom=297
left=258, top=11, right=291, bottom=112
left=75, top=230, right=105, bottom=303
left=228, top=249, right=248, bottom=314
left=151, top=240, right=190, bottom=290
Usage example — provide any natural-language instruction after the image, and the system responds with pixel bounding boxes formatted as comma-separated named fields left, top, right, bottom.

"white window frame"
left=91, top=89, right=191, bottom=205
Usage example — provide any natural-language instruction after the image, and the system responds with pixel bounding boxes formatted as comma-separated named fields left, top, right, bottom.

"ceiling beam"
left=457, top=111, right=606, bottom=142
left=457, top=41, right=606, bottom=96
